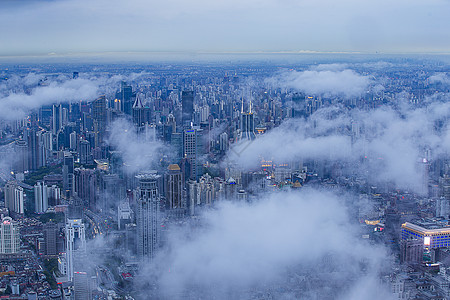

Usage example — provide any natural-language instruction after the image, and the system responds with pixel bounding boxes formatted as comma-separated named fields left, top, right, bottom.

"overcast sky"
left=0, top=0, right=450, bottom=56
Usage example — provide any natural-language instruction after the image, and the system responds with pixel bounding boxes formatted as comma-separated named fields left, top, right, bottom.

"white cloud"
left=142, top=188, right=389, bottom=299
left=268, top=69, right=371, bottom=98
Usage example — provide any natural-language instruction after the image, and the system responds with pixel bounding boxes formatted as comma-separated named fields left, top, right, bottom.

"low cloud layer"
left=229, top=98, right=450, bottom=193
left=268, top=68, right=371, bottom=98
left=139, top=188, right=390, bottom=299
left=106, top=119, right=165, bottom=174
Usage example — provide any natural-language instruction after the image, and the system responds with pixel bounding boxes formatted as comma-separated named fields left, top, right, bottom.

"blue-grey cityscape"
left=1, top=1, right=450, bottom=300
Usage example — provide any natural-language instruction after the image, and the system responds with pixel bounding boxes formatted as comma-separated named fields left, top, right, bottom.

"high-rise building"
left=63, top=153, right=75, bottom=198
left=92, top=96, right=107, bottom=147
left=43, top=222, right=58, bottom=257
left=132, top=94, right=146, bottom=127
left=52, top=104, right=63, bottom=135
left=165, top=164, right=184, bottom=209
left=73, top=271, right=90, bottom=300
left=135, top=173, right=161, bottom=261
left=117, top=81, right=133, bottom=115
left=0, top=217, right=20, bottom=254
left=239, top=101, right=256, bottom=141
left=74, top=168, right=97, bottom=210
left=34, top=181, right=48, bottom=214
left=183, top=128, right=203, bottom=180
left=65, top=219, right=86, bottom=282
left=4, top=181, right=23, bottom=215
left=182, top=91, right=194, bottom=126
left=118, top=200, right=133, bottom=230
left=14, top=139, right=28, bottom=173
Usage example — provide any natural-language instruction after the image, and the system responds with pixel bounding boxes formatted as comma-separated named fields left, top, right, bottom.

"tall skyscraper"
left=63, top=153, right=75, bottom=198
left=4, top=181, right=23, bottom=215
left=183, top=128, right=204, bottom=180
left=34, top=181, right=48, bottom=214
left=239, top=101, right=256, bottom=141
left=73, top=271, right=90, bottom=300
left=92, top=95, right=107, bottom=147
left=43, top=222, right=58, bottom=257
left=165, top=164, right=184, bottom=209
left=135, top=173, right=161, bottom=261
left=65, top=219, right=86, bottom=282
left=182, top=91, right=194, bottom=126
left=132, top=94, right=146, bottom=127
left=52, top=104, right=63, bottom=135
left=117, top=81, right=133, bottom=115
left=14, top=139, right=28, bottom=173
left=0, top=217, right=20, bottom=254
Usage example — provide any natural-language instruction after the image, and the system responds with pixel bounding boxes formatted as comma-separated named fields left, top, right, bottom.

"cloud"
left=429, top=73, right=450, bottom=85
left=106, top=119, right=165, bottom=174
left=228, top=96, right=450, bottom=194
left=268, top=69, right=371, bottom=98
left=0, top=72, right=149, bottom=121
left=139, top=188, right=390, bottom=299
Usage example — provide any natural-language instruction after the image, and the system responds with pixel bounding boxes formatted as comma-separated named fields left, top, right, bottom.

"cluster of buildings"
left=0, top=61, right=449, bottom=299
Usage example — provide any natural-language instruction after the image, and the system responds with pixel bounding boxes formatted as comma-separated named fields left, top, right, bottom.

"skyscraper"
left=14, top=139, right=28, bottom=173
left=43, top=222, right=58, bottom=257
left=4, top=181, right=23, bottom=215
left=165, top=164, right=184, bottom=210
left=182, top=91, right=194, bottom=126
left=63, top=153, right=75, bottom=198
left=65, top=219, right=86, bottom=282
left=0, top=217, right=20, bottom=254
left=239, top=100, right=256, bottom=141
left=135, top=173, right=161, bottom=261
left=52, top=104, right=63, bottom=135
left=92, top=95, right=107, bottom=147
left=183, top=128, right=203, bottom=180
left=34, top=181, right=48, bottom=214
left=117, top=81, right=133, bottom=115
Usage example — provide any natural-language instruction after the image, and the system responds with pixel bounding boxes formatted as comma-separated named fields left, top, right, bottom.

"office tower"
left=65, top=219, right=86, bottom=282
left=52, top=104, right=63, bottom=135
left=73, top=271, right=90, bottom=300
left=237, top=190, right=248, bottom=202
left=43, top=222, right=58, bottom=257
left=63, top=153, right=75, bottom=198
left=219, top=132, right=229, bottom=152
left=182, top=91, right=194, bottom=126
left=118, top=200, right=133, bottom=230
left=92, top=96, right=107, bottom=147
left=74, top=168, right=97, bottom=210
left=183, top=128, right=203, bottom=180
left=135, top=173, right=161, bottom=261
left=0, top=217, right=20, bottom=254
left=239, top=101, right=256, bottom=141
left=34, top=181, right=48, bottom=214
left=165, top=164, right=184, bottom=209
left=3, top=182, right=15, bottom=214
left=117, top=81, right=133, bottom=115
left=14, top=139, right=28, bottom=173
left=78, top=139, right=92, bottom=165
left=73, top=72, right=79, bottom=79
left=100, top=174, right=124, bottom=212
left=132, top=94, right=146, bottom=127
left=4, top=181, right=23, bottom=215
left=13, top=186, right=24, bottom=215
left=47, top=184, right=61, bottom=206
left=27, top=129, right=45, bottom=170
left=171, top=132, right=183, bottom=162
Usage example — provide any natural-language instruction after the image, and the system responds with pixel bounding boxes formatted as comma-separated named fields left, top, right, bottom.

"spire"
left=132, top=94, right=144, bottom=109
left=249, top=100, right=252, bottom=113
left=241, top=97, right=244, bottom=114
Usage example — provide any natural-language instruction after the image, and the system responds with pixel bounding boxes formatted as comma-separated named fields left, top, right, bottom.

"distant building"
left=4, top=181, right=24, bottom=215
left=73, top=271, right=90, bottom=300
left=0, top=217, right=20, bottom=254
left=182, top=91, right=194, bottom=126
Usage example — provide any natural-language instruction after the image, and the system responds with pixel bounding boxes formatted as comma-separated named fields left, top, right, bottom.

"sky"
left=1, top=0, right=450, bottom=56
